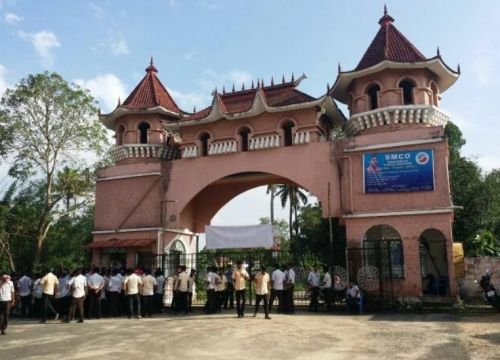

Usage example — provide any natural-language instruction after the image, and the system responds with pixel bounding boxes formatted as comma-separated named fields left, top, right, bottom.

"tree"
left=266, top=185, right=277, bottom=224
left=0, top=72, right=108, bottom=267
left=471, top=230, right=500, bottom=257
left=275, top=184, right=308, bottom=240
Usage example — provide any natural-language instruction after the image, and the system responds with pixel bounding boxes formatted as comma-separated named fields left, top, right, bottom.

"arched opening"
left=199, top=132, right=210, bottom=157
left=116, top=124, right=125, bottom=146
left=281, top=121, right=295, bottom=147
left=138, top=122, right=150, bottom=144
left=239, top=127, right=251, bottom=152
left=363, top=225, right=404, bottom=279
left=430, top=82, right=439, bottom=107
left=419, top=229, right=449, bottom=295
left=399, top=79, right=416, bottom=105
left=366, top=84, right=380, bottom=110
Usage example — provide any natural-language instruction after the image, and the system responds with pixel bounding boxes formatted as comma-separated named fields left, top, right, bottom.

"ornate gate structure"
left=91, top=8, right=460, bottom=301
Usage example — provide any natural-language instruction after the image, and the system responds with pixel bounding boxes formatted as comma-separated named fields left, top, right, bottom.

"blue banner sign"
left=363, top=149, right=434, bottom=193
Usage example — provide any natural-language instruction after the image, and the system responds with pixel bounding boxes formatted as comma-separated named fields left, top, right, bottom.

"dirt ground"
left=1, top=311, right=499, bottom=360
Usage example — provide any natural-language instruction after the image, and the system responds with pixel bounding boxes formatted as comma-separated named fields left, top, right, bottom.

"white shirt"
left=271, top=269, right=285, bottom=290
left=286, top=269, right=295, bottom=285
left=69, top=274, right=87, bottom=298
left=307, top=271, right=320, bottom=287
left=124, top=273, right=142, bottom=295
left=59, top=275, right=71, bottom=298
left=322, top=273, right=332, bottom=288
left=207, top=272, right=219, bottom=290
left=18, top=275, right=32, bottom=297
left=108, top=275, right=123, bottom=292
left=347, top=285, right=361, bottom=298
left=155, top=275, right=165, bottom=294
left=141, top=275, right=157, bottom=296
left=33, top=279, right=43, bottom=299
left=88, top=273, right=104, bottom=290
left=0, top=280, right=15, bottom=301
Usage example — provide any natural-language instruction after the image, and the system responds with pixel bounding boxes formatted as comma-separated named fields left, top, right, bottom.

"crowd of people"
left=0, top=262, right=363, bottom=336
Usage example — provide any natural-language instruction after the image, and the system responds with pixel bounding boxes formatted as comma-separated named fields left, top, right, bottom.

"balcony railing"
left=109, top=144, right=180, bottom=163
left=345, top=105, right=450, bottom=136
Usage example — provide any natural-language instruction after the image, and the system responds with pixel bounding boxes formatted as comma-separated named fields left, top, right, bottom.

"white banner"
left=205, top=224, right=274, bottom=249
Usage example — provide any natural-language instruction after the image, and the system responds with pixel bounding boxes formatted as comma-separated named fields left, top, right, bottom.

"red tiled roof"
left=182, top=80, right=316, bottom=121
left=122, top=60, right=181, bottom=113
left=87, top=238, right=154, bottom=249
left=355, top=9, right=426, bottom=71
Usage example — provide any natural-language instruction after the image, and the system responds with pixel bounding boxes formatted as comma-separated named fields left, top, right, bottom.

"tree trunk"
left=289, top=200, right=293, bottom=241
left=270, top=189, right=275, bottom=225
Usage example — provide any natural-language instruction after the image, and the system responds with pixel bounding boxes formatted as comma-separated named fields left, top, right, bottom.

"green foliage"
left=471, top=230, right=500, bottom=257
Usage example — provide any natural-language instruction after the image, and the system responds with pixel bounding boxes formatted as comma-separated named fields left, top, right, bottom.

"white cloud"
left=0, top=64, right=10, bottom=98
left=198, top=68, right=253, bottom=92
left=18, top=30, right=60, bottom=66
left=228, top=70, right=252, bottom=85
left=471, top=57, right=494, bottom=86
left=88, top=2, right=103, bottom=20
left=476, top=156, right=500, bottom=173
left=184, top=50, right=197, bottom=61
left=168, top=87, right=211, bottom=112
left=74, top=74, right=127, bottom=113
left=5, top=12, right=23, bottom=24
left=169, top=0, right=177, bottom=6
left=109, top=35, right=130, bottom=56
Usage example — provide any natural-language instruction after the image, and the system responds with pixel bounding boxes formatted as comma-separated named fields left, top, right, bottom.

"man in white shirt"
left=67, top=268, right=87, bottom=323
left=108, top=269, right=123, bottom=317
left=154, top=268, right=165, bottom=313
left=269, top=264, right=286, bottom=314
left=346, top=281, right=362, bottom=314
left=40, top=268, right=59, bottom=323
left=58, top=270, right=71, bottom=321
left=175, top=266, right=190, bottom=314
left=87, top=267, right=104, bottom=319
left=140, top=269, right=157, bottom=317
left=232, top=261, right=249, bottom=318
left=307, top=264, right=321, bottom=312
left=253, top=266, right=271, bottom=319
left=17, top=272, right=32, bottom=318
left=0, top=273, right=15, bottom=335
left=123, top=268, right=142, bottom=319
left=284, top=263, right=295, bottom=314
left=321, top=266, right=333, bottom=312
left=205, top=266, right=220, bottom=314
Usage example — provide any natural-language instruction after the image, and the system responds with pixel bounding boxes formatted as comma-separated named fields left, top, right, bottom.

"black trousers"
left=0, top=301, right=10, bottom=331
left=224, top=283, right=234, bottom=308
left=205, top=289, right=216, bottom=314
left=177, top=291, right=188, bottom=314
left=87, top=289, right=101, bottom=318
left=69, top=296, right=85, bottom=321
left=20, top=295, right=31, bottom=317
left=109, top=292, right=121, bottom=317
left=284, top=286, right=295, bottom=314
left=41, top=293, right=57, bottom=322
left=269, top=289, right=284, bottom=313
left=187, top=292, right=193, bottom=311
left=128, top=293, right=141, bottom=317
left=154, top=293, right=163, bottom=313
left=309, top=286, right=319, bottom=311
left=254, top=294, right=269, bottom=317
left=141, top=295, right=154, bottom=317
left=59, top=296, right=71, bottom=320
left=235, top=289, right=246, bottom=316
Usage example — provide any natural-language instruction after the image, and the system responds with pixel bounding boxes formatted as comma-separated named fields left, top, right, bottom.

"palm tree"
left=266, top=185, right=277, bottom=225
left=275, top=184, right=308, bottom=239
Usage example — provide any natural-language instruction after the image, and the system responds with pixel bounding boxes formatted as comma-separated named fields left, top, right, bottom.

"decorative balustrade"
left=109, top=144, right=180, bottom=163
left=345, top=105, right=450, bottom=136
left=208, top=140, right=237, bottom=155
left=182, top=146, right=198, bottom=158
left=293, top=131, right=311, bottom=145
left=249, top=135, right=280, bottom=150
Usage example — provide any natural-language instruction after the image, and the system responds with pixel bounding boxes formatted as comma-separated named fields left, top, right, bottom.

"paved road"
left=1, top=311, right=498, bottom=360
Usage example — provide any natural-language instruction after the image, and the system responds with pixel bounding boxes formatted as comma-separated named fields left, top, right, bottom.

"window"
left=199, top=132, right=210, bottom=156
left=239, top=127, right=251, bottom=152
left=430, top=82, right=439, bottom=107
left=363, top=225, right=404, bottom=279
left=138, top=122, right=150, bottom=144
left=399, top=80, right=415, bottom=105
left=116, top=125, right=125, bottom=146
left=366, top=84, right=380, bottom=110
left=282, top=121, right=295, bottom=147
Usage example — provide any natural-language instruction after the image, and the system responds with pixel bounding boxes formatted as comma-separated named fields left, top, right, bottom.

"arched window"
left=363, top=225, right=404, bottom=279
left=366, top=84, right=380, bottom=110
left=282, top=121, right=295, bottom=147
left=399, top=79, right=415, bottom=105
left=238, top=127, right=251, bottom=152
left=430, top=82, right=439, bottom=107
left=116, top=125, right=125, bottom=146
left=199, top=132, right=210, bottom=157
left=138, top=122, right=150, bottom=144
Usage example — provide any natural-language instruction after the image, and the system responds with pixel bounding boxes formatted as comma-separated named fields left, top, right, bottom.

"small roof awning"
left=87, top=239, right=154, bottom=249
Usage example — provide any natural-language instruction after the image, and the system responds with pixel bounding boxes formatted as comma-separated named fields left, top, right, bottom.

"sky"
left=1, top=0, right=500, bottom=226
